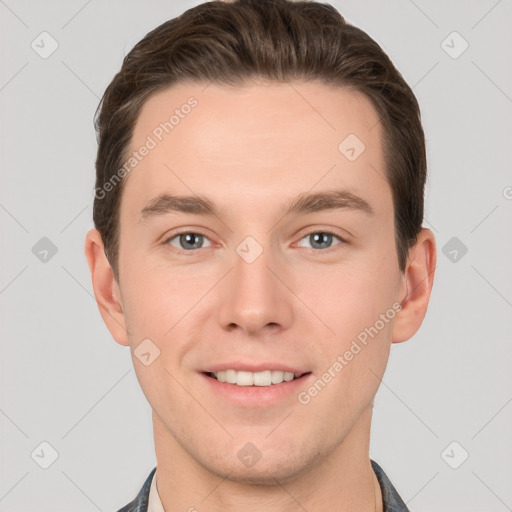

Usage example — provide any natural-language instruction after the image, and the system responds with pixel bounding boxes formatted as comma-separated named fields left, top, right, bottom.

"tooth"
left=271, top=370, right=285, bottom=384
left=236, top=370, right=254, bottom=386
left=225, top=369, right=237, bottom=384
left=211, top=369, right=302, bottom=386
left=253, top=370, right=272, bottom=386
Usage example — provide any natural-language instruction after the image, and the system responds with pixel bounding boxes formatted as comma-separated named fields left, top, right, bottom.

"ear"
left=392, top=228, right=437, bottom=343
left=84, top=228, right=129, bottom=346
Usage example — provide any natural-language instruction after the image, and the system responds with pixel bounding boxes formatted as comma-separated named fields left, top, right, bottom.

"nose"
left=216, top=240, right=294, bottom=337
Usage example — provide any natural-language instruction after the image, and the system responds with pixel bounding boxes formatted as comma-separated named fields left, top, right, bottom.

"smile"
left=205, top=369, right=309, bottom=386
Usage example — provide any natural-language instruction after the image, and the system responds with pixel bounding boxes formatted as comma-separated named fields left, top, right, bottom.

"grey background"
left=1, top=0, right=511, bottom=511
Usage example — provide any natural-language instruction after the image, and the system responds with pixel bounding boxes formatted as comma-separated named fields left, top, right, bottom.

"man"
left=85, top=0, right=436, bottom=510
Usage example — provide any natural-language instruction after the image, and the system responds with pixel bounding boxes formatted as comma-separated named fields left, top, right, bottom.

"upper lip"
left=202, top=362, right=310, bottom=375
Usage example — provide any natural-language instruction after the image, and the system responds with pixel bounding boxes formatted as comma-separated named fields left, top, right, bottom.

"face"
left=108, top=81, right=407, bottom=483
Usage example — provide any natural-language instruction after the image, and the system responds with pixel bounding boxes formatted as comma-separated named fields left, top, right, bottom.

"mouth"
left=203, top=370, right=312, bottom=387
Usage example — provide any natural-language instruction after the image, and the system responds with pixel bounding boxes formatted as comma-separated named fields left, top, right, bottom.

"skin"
left=85, top=80, right=436, bottom=512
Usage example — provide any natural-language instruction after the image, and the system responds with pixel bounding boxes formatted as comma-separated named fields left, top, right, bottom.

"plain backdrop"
left=1, top=1, right=511, bottom=511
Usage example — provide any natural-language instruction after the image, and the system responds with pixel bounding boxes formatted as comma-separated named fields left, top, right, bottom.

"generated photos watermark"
left=297, top=302, right=402, bottom=405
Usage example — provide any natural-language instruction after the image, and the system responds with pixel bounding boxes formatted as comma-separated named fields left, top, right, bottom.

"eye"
left=166, top=231, right=213, bottom=252
left=295, top=230, right=345, bottom=250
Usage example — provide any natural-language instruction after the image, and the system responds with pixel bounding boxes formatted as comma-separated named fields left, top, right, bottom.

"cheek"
left=119, top=253, right=188, bottom=333
left=300, top=260, right=399, bottom=336
left=299, top=274, right=395, bottom=419
left=119, top=261, right=215, bottom=377
left=292, top=244, right=400, bottom=397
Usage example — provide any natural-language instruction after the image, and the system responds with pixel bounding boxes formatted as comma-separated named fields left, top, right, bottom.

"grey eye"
left=297, top=232, right=342, bottom=250
left=169, top=232, right=212, bottom=251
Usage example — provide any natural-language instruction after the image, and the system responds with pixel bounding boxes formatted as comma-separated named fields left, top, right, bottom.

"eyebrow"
left=139, top=189, right=375, bottom=221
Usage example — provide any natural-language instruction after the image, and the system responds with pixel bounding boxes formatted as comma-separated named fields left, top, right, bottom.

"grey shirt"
left=116, top=459, right=410, bottom=512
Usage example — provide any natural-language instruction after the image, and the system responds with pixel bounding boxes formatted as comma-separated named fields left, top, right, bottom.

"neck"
left=152, top=405, right=383, bottom=512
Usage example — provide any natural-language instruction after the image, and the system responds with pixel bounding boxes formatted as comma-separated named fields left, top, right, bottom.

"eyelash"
left=163, top=229, right=348, bottom=255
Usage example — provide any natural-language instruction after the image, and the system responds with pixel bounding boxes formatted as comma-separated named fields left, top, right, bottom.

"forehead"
left=121, top=80, right=391, bottom=221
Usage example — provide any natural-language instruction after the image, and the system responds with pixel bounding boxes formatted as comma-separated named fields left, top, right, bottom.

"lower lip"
left=200, top=372, right=313, bottom=408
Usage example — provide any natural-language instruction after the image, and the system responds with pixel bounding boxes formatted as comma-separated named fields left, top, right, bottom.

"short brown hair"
left=93, top=0, right=426, bottom=281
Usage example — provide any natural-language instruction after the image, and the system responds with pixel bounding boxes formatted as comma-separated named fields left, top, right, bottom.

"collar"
left=120, top=459, right=410, bottom=512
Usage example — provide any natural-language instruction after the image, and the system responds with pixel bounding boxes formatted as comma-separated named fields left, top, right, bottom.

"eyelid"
left=293, top=229, right=348, bottom=249
left=294, top=223, right=352, bottom=241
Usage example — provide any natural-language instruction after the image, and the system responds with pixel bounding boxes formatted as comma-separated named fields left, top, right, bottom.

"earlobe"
left=392, top=228, right=437, bottom=343
left=84, top=228, right=129, bottom=346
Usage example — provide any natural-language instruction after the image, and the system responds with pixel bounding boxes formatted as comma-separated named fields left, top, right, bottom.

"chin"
left=197, top=442, right=322, bottom=486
